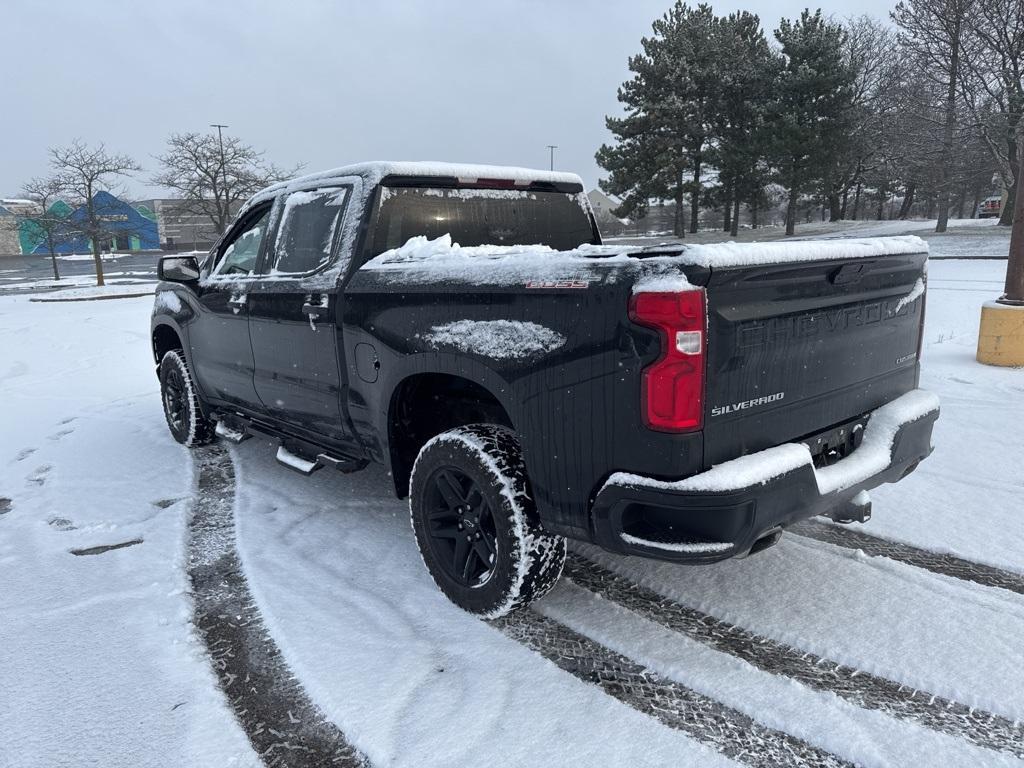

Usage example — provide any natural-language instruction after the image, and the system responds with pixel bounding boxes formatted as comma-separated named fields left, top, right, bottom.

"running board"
left=276, top=445, right=320, bottom=475
left=316, top=453, right=369, bottom=474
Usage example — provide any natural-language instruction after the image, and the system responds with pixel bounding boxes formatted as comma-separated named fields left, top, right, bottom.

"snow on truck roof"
left=252, top=161, right=583, bottom=202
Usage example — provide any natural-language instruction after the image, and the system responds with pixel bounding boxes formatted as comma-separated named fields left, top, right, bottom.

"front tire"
left=409, top=424, right=566, bottom=618
left=159, top=349, right=214, bottom=447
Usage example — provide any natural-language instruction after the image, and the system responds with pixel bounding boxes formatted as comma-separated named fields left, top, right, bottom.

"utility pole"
left=211, top=123, right=229, bottom=233
left=546, top=145, right=558, bottom=171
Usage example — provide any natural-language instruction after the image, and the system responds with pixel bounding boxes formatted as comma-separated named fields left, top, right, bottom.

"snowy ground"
left=1, top=256, right=1022, bottom=767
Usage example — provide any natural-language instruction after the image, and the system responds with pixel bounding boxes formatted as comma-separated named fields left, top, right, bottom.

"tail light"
left=629, top=289, right=707, bottom=432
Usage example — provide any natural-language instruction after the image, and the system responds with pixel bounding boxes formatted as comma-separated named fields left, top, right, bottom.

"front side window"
left=267, top=187, right=349, bottom=274
left=214, top=207, right=271, bottom=276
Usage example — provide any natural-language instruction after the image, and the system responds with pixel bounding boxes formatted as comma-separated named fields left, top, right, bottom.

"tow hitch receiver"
left=825, top=491, right=872, bottom=524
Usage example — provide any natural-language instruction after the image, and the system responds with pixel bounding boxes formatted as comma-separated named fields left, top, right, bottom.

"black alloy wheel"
left=423, top=467, right=499, bottom=588
left=409, top=424, right=566, bottom=617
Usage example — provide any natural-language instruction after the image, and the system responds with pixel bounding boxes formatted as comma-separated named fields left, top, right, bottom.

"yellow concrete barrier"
left=977, top=301, right=1024, bottom=367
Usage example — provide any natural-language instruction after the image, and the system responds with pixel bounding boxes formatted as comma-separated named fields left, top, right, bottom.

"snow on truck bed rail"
left=360, top=234, right=929, bottom=285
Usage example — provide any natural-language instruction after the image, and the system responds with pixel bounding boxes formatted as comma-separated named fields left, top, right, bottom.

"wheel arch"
left=386, top=367, right=517, bottom=499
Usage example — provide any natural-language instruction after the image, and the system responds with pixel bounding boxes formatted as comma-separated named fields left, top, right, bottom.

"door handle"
left=303, top=294, right=329, bottom=330
left=302, top=294, right=328, bottom=316
left=228, top=293, right=247, bottom=314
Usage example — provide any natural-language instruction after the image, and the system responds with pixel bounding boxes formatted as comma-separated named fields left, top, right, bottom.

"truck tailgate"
left=702, top=252, right=927, bottom=467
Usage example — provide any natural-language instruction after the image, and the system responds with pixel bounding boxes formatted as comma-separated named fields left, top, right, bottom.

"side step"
left=276, top=445, right=319, bottom=475
left=276, top=443, right=370, bottom=476
left=215, top=419, right=250, bottom=444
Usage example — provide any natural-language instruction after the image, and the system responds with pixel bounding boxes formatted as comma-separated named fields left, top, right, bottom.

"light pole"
left=546, top=145, right=558, bottom=171
left=211, top=123, right=229, bottom=233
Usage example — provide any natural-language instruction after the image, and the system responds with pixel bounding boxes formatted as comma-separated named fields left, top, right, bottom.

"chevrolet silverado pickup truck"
left=152, top=161, right=939, bottom=617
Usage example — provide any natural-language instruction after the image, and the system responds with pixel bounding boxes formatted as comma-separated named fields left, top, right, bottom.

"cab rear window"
left=369, top=187, right=596, bottom=257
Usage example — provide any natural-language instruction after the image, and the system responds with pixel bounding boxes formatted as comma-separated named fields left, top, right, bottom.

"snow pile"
left=606, top=389, right=940, bottom=496
left=422, top=319, right=566, bottom=359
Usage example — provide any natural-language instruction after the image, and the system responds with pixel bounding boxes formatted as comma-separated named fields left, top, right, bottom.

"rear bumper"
left=590, top=389, right=939, bottom=564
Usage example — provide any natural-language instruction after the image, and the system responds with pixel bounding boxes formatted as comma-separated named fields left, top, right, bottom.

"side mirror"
left=159, top=255, right=200, bottom=285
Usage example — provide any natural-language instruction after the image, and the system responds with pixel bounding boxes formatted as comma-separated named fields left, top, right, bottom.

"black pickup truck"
left=152, top=161, right=939, bottom=617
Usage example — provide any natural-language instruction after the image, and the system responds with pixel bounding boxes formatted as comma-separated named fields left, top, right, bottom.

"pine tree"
left=712, top=11, right=778, bottom=236
left=597, top=2, right=721, bottom=236
left=768, top=10, right=858, bottom=235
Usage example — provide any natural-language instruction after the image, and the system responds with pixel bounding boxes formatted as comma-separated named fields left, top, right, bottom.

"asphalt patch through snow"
left=564, top=553, right=1024, bottom=759
left=187, top=445, right=369, bottom=768
left=791, top=518, right=1024, bottom=596
left=70, top=538, right=143, bottom=556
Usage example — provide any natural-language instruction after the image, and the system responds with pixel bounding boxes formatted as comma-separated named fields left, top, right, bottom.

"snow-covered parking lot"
left=1, top=256, right=1023, bottom=768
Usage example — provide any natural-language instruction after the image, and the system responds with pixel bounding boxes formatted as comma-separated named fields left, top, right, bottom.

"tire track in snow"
left=188, top=445, right=369, bottom=768
left=493, top=609, right=852, bottom=768
left=564, top=553, right=1024, bottom=760
left=790, top=518, right=1024, bottom=596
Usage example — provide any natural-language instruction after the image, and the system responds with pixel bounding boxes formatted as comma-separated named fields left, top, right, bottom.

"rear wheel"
left=409, top=424, right=566, bottom=617
left=159, top=349, right=214, bottom=447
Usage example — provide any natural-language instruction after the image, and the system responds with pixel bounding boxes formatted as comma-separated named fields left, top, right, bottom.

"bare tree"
left=19, top=176, right=70, bottom=281
left=153, top=131, right=299, bottom=237
left=49, top=140, right=142, bottom=286
left=960, top=0, right=1024, bottom=225
left=893, top=0, right=974, bottom=233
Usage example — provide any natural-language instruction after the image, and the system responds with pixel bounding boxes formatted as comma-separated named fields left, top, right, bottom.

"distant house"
left=587, top=189, right=627, bottom=235
left=33, top=191, right=159, bottom=254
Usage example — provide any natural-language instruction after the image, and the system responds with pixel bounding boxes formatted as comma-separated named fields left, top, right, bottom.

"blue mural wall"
left=33, top=191, right=159, bottom=254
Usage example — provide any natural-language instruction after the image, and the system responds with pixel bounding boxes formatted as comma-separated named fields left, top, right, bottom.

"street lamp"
left=546, top=145, right=558, bottom=171
left=211, top=123, right=229, bottom=234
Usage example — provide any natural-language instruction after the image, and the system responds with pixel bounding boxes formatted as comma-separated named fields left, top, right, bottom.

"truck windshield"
left=369, top=186, right=597, bottom=256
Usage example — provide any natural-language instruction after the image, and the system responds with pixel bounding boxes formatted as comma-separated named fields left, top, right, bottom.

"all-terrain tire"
left=159, top=349, right=215, bottom=447
left=409, top=424, right=566, bottom=618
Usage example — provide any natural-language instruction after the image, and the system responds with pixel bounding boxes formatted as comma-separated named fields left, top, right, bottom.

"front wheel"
left=409, top=424, right=566, bottom=618
left=159, top=349, right=214, bottom=447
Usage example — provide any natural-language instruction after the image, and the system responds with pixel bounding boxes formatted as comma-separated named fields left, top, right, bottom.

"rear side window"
left=268, top=187, right=349, bottom=274
left=369, top=187, right=596, bottom=257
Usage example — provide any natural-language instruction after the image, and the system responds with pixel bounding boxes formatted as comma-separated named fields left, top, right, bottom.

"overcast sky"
left=4, top=0, right=895, bottom=198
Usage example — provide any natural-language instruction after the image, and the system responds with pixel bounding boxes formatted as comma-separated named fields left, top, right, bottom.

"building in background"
left=40, top=191, right=159, bottom=254
left=1, top=199, right=40, bottom=255
left=587, top=189, right=627, bottom=236
left=133, top=198, right=242, bottom=252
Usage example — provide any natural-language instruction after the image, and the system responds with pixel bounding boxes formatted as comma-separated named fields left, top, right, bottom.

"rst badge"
left=526, top=280, right=590, bottom=289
